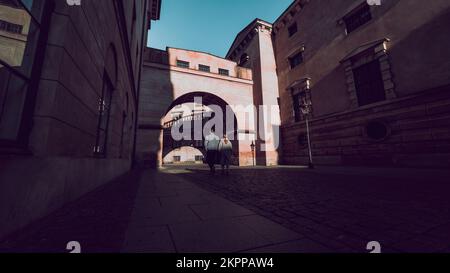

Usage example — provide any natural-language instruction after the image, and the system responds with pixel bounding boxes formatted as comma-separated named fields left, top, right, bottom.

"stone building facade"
left=0, top=0, right=160, bottom=239
left=271, top=0, right=450, bottom=167
left=226, top=19, right=281, bottom=166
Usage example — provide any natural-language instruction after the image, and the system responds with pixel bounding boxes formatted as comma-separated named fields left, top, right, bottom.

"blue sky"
left=147, top=0, right=293, bottom=57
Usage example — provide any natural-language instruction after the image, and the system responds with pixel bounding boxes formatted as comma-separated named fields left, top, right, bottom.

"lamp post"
left=300, top=98, right=314, bottom=169
left=250, top=140, right=255, bottom=166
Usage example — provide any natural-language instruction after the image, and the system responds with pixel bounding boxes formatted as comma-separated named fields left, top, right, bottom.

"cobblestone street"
left=1, top=165, right=450, bottom=253
left=177, top=165, right=450, bottom=253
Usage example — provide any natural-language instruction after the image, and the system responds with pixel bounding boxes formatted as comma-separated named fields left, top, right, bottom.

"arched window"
left=94, top=44, right=117, bottom=156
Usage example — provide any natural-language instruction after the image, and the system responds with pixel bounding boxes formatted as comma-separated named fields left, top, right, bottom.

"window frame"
left=218, top=68, right=229, bottom=76
left=176, top=60, right=190, bottom=69
left=288, top=22, right=298, bottom=37
left=292, top=93, right=303, bottom=122
left=343, top=3, right=372, bottom=34
left=94, top=73, right=114, bottom=157
left=352, top=60, right=386, bottom=106
left=198, top=64, right=210, bottom=72
left=288, top=51, right=304, bottom=69
left=0, top=19, right=23, bottom=34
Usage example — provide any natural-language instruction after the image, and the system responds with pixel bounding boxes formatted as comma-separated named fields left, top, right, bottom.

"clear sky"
left=147, top=0, right=293, bottom=57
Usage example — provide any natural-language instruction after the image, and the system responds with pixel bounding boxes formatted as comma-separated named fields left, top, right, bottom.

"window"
left=288, top=22, right=298, bottom=37
left=199, top=64, right=210, bottom=72
left=173, top=156, right=181, bottom=162
left=290, top=78, right=312, bottom=122
left=0, top=0, right=51, bottom=144
left=292, top=92, right=305, bottom=122
left=176, top=60, right=189, bottom=68
left=218, top=68, right=229, bottom=76
left=289, top=51, right=303, bottom=69
left=353, top=60, right=386, bottom=106
left=344, top=3, right=372, bottom=34
left=94, top=73, right=114, bottom=156
left=0, top=19, right=23, bottom=34
left=195, top=155, right=203, bottom=161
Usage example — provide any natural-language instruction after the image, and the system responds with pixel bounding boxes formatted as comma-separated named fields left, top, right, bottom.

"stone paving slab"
left=122, top=226, right=176, bottom=253
left=122, top=167, right=304, bottom=253
left=242, top=238, right=332, bottom=253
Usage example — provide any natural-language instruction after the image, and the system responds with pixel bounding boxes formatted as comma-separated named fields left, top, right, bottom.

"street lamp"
left=250, top=140, right=255, bottom=166
left=300, top=98, right=314, bottom=169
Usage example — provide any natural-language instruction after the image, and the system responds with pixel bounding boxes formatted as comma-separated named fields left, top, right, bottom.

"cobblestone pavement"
left=176, top=165, right=450, bottom=253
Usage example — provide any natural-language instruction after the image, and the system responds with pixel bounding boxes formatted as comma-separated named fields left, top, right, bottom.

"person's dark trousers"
left=206, top=150, right=217, bottom=174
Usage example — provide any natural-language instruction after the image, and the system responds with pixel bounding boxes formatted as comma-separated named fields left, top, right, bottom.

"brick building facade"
left=270, top=0, right=450, bottom=167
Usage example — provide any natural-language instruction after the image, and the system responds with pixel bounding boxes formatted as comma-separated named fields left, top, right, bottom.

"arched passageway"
left=162, top=92, right=242, bottom=166
left=136, top=47, right=256, bottom=167
left=163, top=146, right=205, bottom=164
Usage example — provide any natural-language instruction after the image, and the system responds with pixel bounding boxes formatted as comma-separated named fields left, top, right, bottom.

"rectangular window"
left=292, top=93, right=302, bottom=122
left=344, top=3, right=372, bottom=34
left=173, top=156, right=181, bottom=162
left=353, top=60, right=386, bottom=106
left=176, top=60, right=189, bottom=68
left=199, top=64, right=210, bottom=72
left=288, top=22, right=298, bottom=37
left=0, top=0, right=50, bottom=144
left=0, top=19, right=23, bottom=34
left=218, top=68, right=229, bottom=76
left=289, top=52, right=303, bottom=69
left=94, top=74, right=114, bottom=156
left=195, top=155, right=203, bottom=161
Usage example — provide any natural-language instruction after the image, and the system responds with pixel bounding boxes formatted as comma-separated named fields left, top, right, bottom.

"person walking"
left=219, top=134, right=233, bottom=175
left=204, top=129, right=220, bottom=174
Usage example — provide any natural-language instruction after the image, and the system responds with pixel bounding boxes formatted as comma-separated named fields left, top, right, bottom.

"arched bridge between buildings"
left=136, top=47, right=256, bottom=167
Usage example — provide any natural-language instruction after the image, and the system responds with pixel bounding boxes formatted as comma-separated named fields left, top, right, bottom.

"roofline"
left=225, top=18, right=273, bottom=59
left=148, top=0, right=162, bottom=20
left=273, top=0, right=299, bottom=26
left=165, top=46, right=238, bottom=63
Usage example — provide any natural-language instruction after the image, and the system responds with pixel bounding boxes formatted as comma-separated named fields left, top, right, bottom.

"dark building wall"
left=273, top=0, right=450, bottom=167
left=0, top=0, right=157, bottom=239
